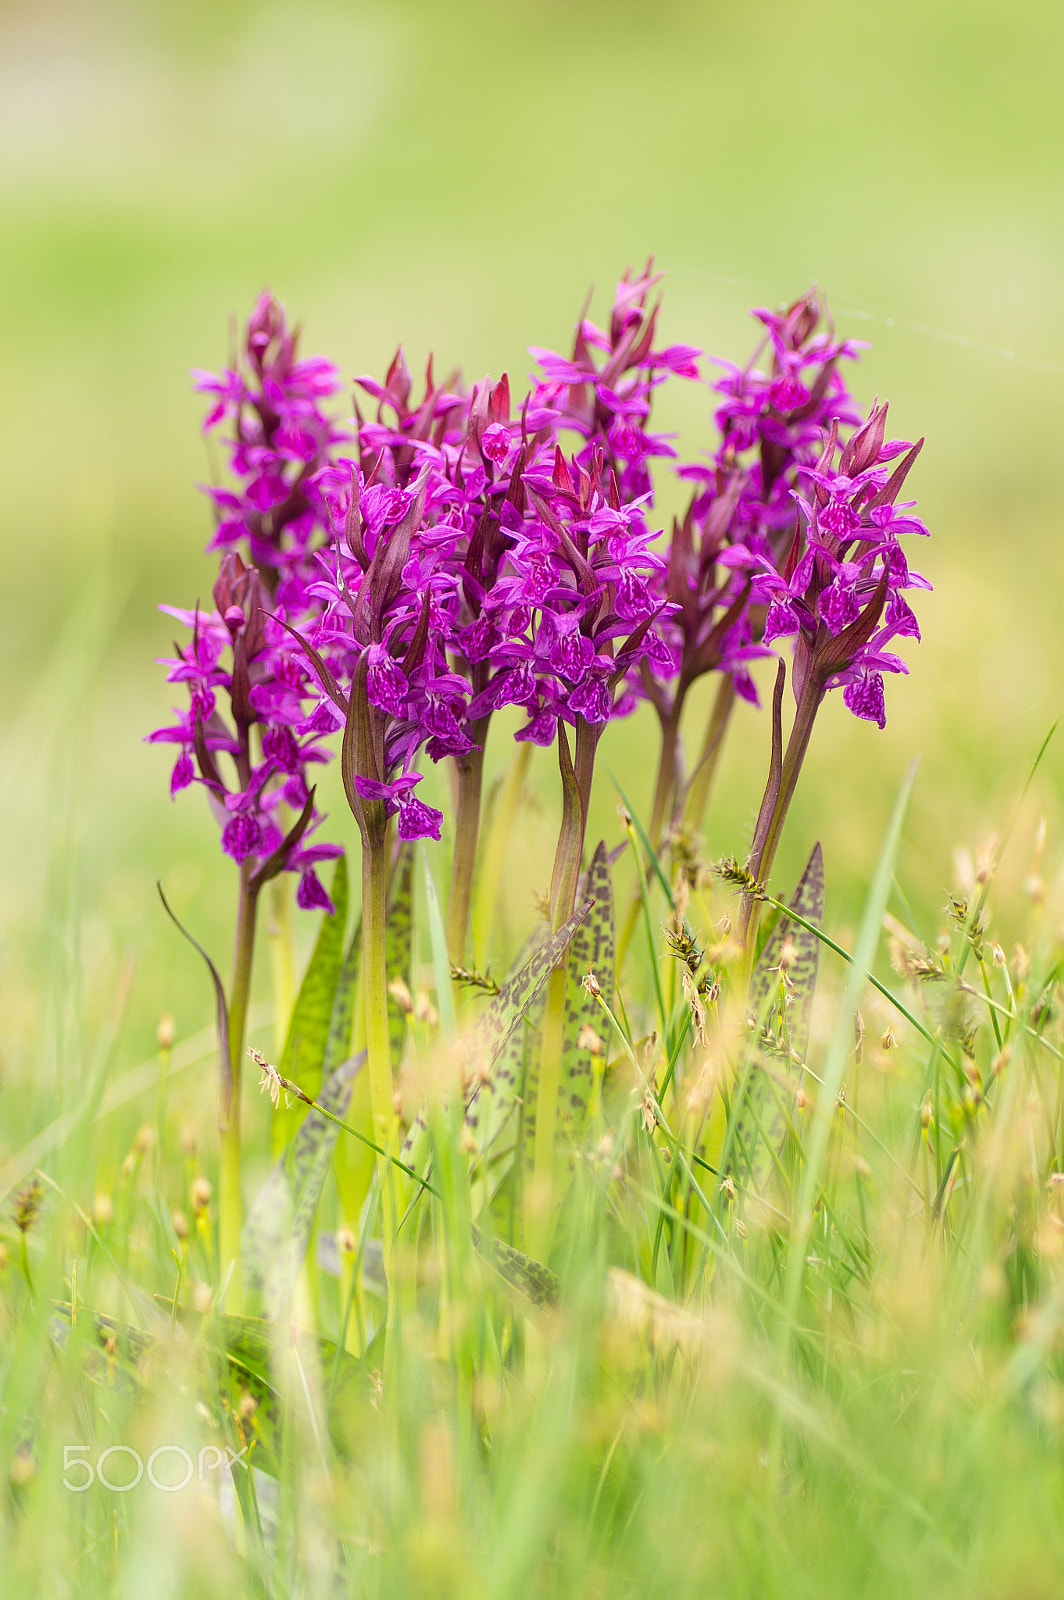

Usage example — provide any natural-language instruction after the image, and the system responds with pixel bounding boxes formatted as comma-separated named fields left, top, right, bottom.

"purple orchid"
left=733, top=401, right=930, bottom=729
left=148, top=552, right=343, bottom=910
left=298, top=458, right=453, bottom=851
left=193, top=291, right=348, bottom=612
left=530, top=261, right=699, bottom=515
left=640, top=289, right=867, bottom=842
left=732, top=400, right=929, bottom=951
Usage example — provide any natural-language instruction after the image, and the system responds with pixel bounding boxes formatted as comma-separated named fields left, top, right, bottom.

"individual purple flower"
left=354, top=773, right=444, bottom=842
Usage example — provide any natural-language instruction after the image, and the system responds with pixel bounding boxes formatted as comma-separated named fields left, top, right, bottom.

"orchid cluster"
left=639, top=291, right=870, bottom=842
left=151, top=271, right=931, bottom=1303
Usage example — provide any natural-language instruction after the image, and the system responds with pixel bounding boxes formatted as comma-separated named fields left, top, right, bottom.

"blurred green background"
left=3, top=0, right=1063, bottom=1135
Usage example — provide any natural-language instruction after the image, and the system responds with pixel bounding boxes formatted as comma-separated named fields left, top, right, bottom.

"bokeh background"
left=3, top=0, right=1064, bottom=1145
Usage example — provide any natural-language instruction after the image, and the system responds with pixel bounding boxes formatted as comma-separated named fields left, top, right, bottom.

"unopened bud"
left=171, top=1209, right=189, bottom=1241
left=583, top=969, right=601, bottom=999
left=920, top=1101, right=933, bottom=1129
left=191, top=1176, right=212, bottom=1215
left=387, top=977, right=413, bottom=1014
left=337, top=1222, right=358, bottom=1256
left=414, top=989, right=439, bottom=1027
left=157, top=1012, right=176, bottom=1051
left=9, top=1451, right=36, bottom=1488
left=133, top=1124, right=156, bottom=1156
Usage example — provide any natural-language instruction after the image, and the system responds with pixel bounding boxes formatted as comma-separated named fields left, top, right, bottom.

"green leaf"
left=558, top=841, right=615, bottom=1139
left=463, top=896, right=595, bottom=1127
left=211, top=1312, right=369, bottom=1477
left=520, top=843, right=616, bottom=1163
left=421, top=842, right=456, bottom=1040
left=749, top=839, right=824, bottom=1057
left=471, top=1226, right=560, bottom=1310
left=48, top=1303, right=369, bottom=1480
left=323, top=917, right=362, bottom=1080
left=730, top=842, right=825, bottom=1198
left=242, top=1050, right=366, bottom=1318
left=276, top=857, right=349, bottom=1142
left=402, top=899, right=594, bottom=1181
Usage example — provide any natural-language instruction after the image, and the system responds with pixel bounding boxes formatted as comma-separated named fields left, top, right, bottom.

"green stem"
left=446, top=736, right=487, bottom=966
left=739, top=683, right=822, bottom=963
left=683, top=674, right=738, bottom=836
left=617, top=693, right=687, bottom=972
left=648, top=693, right=686, bottom=848
left=531, top=718, right=599, bottom=1254
left=472, top=740, right=532, bottom=968
left=362, top=836, right=398, bottom=1279
left=220, top=861, right=259, bottom=1313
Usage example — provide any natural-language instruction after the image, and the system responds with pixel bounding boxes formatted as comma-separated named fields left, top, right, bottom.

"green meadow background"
left=3, top=0, right=1063, bottom=1137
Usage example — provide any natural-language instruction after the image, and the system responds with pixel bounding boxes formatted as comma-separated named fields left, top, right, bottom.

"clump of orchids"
left=151, top=272, right=929, bottom=1299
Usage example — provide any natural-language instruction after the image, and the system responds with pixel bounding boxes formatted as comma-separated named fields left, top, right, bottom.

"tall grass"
left=5, top=737, right=1064, bottom=1600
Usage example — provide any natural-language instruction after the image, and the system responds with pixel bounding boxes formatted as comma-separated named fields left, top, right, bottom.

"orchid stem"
left=683, top=674, right=738, bottom=836
left=472, top=740, right=532, bottom=969
left=531, top=719, right=597, bottom=1256
left=362, top=835, right=398, bottom=1288
left=617, top=693, right=686, bottom=971
left=220, top=861, right=259, bottom=1313
left=447, top=738, right=487, bottom=966
left=739, top=682, right=822, bottom=966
